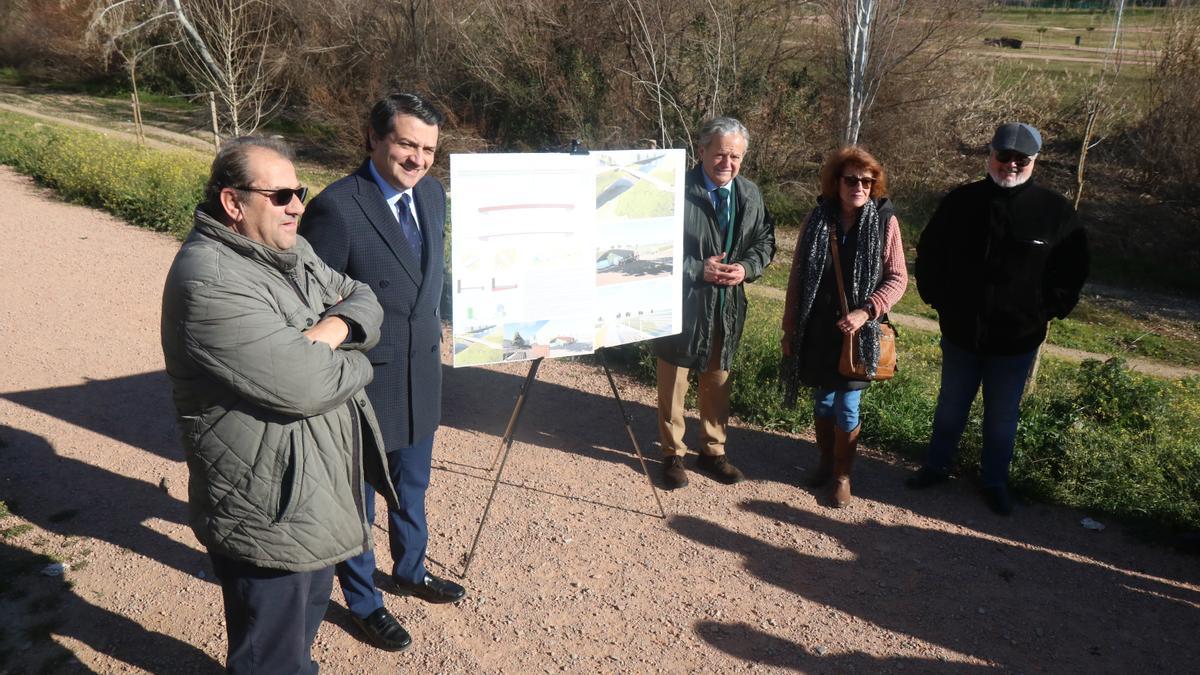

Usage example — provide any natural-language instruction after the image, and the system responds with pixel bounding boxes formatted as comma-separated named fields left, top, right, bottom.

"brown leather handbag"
left=828, top=229, right=897, bottom=381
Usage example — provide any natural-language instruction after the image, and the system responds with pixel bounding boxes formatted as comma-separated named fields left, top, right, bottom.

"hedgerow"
left=0, top=111, right=206, bottom=237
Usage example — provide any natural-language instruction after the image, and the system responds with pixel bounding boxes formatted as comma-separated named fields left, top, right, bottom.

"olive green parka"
left=161, top=209, right=400, bottom=572
left=653, top=166, right=775, bottom=370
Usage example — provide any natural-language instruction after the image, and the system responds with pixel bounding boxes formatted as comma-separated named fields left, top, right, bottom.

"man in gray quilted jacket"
left=161, top=137, right=401, bottom=673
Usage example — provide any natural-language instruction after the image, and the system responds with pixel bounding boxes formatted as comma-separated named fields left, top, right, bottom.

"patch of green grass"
left=1049, top=300, right=1200, bottom=367
left=0, top=500, right=9, bottom=518
left=1, top=524, right=33, bottom=540
left=114, top=90, right=197, bottom=111
left=652, top=293, right=1200, bottom=533
left=891, top=290, right=938, bottom=321
left=1013, top=359, right=1200, bottom=534
left=759, top=257, right=790, bottom=292
left=262, top=115, right=339, bottom=141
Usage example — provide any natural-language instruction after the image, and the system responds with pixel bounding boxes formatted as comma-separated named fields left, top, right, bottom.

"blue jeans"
left=925, top=339, right=1037, bottom=487
left=813, top=388, right=863, bottom=432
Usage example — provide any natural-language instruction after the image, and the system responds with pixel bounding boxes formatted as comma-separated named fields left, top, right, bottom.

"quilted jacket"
left=161, top=209, right=399, bottom=572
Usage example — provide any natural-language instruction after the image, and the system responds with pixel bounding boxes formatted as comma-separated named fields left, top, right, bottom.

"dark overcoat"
left=299, top=161, right=446, bottom=450
left=653, top=165, right=775, bottom=371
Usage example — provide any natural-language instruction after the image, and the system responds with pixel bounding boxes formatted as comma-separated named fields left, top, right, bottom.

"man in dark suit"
left=299, top=93, right=466, bottom=652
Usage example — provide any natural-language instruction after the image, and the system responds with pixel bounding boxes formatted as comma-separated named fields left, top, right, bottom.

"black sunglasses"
left=841, top=175, right=877, bottom=188
left=993, top=151, right=1032, bottom=167
left=233, top=186, right=309, bottom=206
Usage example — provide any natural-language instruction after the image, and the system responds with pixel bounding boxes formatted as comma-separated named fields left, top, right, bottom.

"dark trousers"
left=925, top=339, right=1038, bottom=487
left=336, top=431, right=435, bottom=618
left=209, top=552, right=334, bottom=675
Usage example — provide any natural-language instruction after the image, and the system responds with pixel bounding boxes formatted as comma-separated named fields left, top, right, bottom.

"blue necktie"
left=398, top=193, right=423, bottom=260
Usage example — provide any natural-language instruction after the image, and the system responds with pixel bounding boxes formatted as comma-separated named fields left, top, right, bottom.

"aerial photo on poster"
left=593, top=149, right=685, bottom=348
left=450, top=149, right=685, bottom=367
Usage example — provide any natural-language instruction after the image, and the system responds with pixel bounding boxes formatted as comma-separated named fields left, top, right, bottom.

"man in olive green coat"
left=161, top=137, right=401, bottom=673
left=653, top=116, right=775, bottom=489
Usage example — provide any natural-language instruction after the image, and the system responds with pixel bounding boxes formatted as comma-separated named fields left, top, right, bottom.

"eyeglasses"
left=841, top=175, right=877, bottom=188
left=232, top=186, right=309, bottom=206
left=993, top=151, right=1032, bottom=167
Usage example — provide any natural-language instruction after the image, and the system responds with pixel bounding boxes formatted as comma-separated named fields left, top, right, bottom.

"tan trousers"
left=656, top=333, right=730, bottom=457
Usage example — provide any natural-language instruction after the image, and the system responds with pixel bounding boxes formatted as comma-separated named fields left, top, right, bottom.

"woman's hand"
left=837, top=309, right=870, bottom=335
left=781, top=334, right=793, bottom=357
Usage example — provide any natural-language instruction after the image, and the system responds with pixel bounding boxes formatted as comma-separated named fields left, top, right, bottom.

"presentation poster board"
left=450, top=149, right=686, bottom=367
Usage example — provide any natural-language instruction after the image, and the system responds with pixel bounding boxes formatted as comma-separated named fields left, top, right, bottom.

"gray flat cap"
left=991, top=123, right=1042, bottom=156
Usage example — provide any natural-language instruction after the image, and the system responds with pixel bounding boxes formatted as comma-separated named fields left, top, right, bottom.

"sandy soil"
left=1, top=165, right=1198, bottom=673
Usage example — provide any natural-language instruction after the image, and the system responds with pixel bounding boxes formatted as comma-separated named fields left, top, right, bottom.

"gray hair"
left=697, top=116, right=750, bottom=150
left=203, top=136, right=295, bottom=214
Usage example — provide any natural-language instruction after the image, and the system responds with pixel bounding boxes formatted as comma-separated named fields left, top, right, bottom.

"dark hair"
left=818, top=145, right=888, bottom=201
left=365, top=92, right=446, bottom=152
left=203, top=136, right=294, bottom=215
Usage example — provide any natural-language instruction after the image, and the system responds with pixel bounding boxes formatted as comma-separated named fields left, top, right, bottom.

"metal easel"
left=460, top=140, right=667, bottom=577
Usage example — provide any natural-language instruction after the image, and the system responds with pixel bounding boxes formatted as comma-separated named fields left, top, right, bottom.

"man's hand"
left=304, top=316, right=350, bottom=350
left=703, top=255, right=746, bottom=286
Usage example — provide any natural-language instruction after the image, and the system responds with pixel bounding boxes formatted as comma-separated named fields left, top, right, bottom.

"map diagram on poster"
left=450, top=149, right=685, bottom=367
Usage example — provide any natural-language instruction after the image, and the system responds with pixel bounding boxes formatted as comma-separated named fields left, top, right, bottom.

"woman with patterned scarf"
left=780, top=146, right=908, bottom=507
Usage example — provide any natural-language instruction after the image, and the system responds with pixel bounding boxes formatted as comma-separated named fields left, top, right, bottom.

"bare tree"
left=87, top=0, right=179, bottom=146
left=1074, top=0, right=1128, bottom=210
left=1135, top=2, right=1200, bottom=201
left=621, top=0, right=683, bottom=149
left=838, top=0, right=884, bottom=145
left=827, top=0, right=986, bottom=146
left=169, top=0, right=288, bottom=137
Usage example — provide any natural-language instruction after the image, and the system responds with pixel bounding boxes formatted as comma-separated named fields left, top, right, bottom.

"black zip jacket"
left=915, top=177, right=1089, bottom=355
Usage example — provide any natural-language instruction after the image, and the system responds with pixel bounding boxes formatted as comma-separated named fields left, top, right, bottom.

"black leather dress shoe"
left=393, top=573, right=467, bottom=604
left=352, top=607, right=412, bottom=652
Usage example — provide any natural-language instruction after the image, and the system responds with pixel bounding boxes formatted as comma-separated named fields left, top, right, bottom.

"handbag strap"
left=827, top=227, right=852, bottom=319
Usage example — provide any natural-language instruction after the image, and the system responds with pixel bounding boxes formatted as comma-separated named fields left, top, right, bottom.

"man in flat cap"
left=906, top=123, right=1089, bottom=515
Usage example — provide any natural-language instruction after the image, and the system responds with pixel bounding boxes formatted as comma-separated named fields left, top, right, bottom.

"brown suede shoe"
left=697, top=454, right=745, bottom=485
left=662, top=455, right=689, bottom=489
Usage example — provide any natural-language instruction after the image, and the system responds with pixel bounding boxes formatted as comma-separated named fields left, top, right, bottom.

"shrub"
left=0, top=111, right=332, bottom=238
left=1015, top=359, right=1200, bottom=532
left=0, top=111, right=206, bottom=237
left=727, top=294, right=1200, bottom=532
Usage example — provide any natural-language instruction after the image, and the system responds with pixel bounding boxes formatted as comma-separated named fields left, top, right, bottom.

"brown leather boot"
left=808, top=417, right=836, bottom=487
left=832, top=424, right=861, bottom=508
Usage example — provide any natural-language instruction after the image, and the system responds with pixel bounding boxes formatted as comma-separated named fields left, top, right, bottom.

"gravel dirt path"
left=1, top=165, right=1198, bottom=673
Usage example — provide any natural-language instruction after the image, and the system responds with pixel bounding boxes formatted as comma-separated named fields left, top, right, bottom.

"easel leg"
left=598, top=349, right=667, bottom=519
left=464, top=358, right=543, bottom=577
